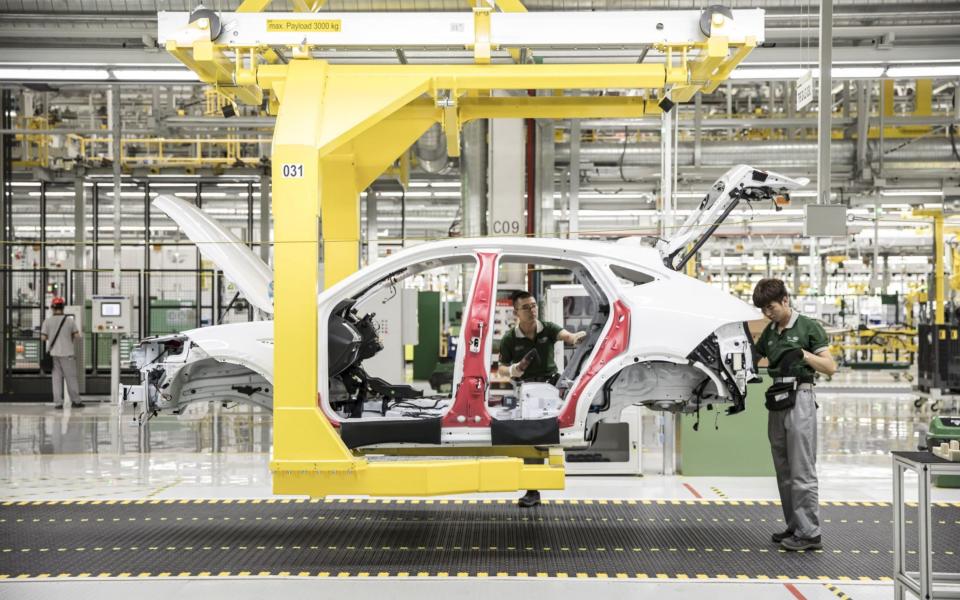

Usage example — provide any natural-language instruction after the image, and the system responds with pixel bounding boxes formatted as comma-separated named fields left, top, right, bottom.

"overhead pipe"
left=414, top=123, right=453, bottom=175
left=555, top=139, right=957, bottom=168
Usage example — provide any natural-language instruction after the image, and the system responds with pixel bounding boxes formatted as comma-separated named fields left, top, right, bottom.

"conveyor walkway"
left=1, top=498, right=958, bottom=581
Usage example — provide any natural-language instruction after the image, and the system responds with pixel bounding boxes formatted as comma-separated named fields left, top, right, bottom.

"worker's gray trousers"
left=51, top=356, right=81, bottom=407
left=768, top=386, right=820, bottom=539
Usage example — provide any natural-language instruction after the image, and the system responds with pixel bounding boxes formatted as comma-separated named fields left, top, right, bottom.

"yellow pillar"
left=320, top=153, right=361, bottom=287
left=270, top=60, right=356, bottom=478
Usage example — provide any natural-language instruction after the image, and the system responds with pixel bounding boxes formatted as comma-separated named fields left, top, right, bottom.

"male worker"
left=752, top=279, right=836, bottom=551
left=40, top=297, right=84, bottom=410
left=498, top=290, right=587, bottom=508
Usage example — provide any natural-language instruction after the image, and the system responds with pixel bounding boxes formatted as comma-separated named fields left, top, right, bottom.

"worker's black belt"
left=772, top=376, right=814, bottom=385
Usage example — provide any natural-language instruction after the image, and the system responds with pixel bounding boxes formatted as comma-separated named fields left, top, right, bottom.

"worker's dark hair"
left=512, top=290, right=535, bottom=309
left=752, top=278, right=789, bottom=308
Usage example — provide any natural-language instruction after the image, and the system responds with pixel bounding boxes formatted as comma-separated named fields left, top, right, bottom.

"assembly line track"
left=1, top=498, right=958, bottom=581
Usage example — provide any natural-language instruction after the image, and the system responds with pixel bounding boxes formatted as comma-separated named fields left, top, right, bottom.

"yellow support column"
left=320, top=153, right=361, bottom=287
left=270, top=61, right=357, bottom=490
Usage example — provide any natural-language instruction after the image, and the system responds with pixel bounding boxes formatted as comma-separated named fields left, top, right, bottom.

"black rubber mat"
left=1, top=498, right=958, bottom=581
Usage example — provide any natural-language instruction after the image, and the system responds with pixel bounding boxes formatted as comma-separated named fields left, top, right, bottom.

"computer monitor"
left=100, top=302, right=121, bottom=317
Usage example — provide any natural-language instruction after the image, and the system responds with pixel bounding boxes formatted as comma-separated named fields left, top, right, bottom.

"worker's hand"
left=509, top=362, right=526, bottom=378
left=571, top=331, right=587, bottom=345
left=779, top=348, right=804, bottom=369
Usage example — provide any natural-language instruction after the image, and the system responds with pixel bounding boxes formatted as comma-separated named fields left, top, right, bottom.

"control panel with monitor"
left=91, top=295, right=132, bottom=333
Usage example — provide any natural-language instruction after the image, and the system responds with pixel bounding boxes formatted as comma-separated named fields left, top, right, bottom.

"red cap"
left=51, top=297, right=65, bottom=308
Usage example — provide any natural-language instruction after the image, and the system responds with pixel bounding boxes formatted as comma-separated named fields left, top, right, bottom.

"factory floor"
left=1, top=369, right=958, bottom=599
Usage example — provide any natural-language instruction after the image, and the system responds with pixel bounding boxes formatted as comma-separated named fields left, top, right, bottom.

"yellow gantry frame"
left=166, top=8, right=756, bottom=498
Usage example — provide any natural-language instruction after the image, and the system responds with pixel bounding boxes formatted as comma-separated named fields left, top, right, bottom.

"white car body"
left=125, top=165, right=807, bottom=450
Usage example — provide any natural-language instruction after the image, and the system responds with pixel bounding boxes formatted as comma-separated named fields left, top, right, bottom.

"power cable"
left=949, top=124, right=960, bottom=163
left=617, top=126, right=634, bottom=183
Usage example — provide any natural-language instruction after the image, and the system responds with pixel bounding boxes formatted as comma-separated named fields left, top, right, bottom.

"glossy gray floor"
left=1, top=369, right=958, bottom=599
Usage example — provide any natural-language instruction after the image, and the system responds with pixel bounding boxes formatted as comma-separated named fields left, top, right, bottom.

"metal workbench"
left=893, top=451, right=960, bottom=599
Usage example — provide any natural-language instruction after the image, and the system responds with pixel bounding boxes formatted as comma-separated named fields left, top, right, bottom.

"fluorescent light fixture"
left=831, top=67, right=885, bottom=78
left=879, top=190, right=944, bottom=197
left=730, top=68, right=807, bottom=80
left=732, top=67, right=887, bottom=80
left=887, top=65, right=960, bottom=78
left=0, top=68, right=109, bottom=81
left=577, top=210, right=656, bottom=217
left=378, top=191, right=461, bottom=198
left=111, top=69, right=199, bottom=81
left=27, top=191, right=74, bottom=198
left=408, top=181, right=461, bottom=188
left=578, top=193, right=652, bottom=200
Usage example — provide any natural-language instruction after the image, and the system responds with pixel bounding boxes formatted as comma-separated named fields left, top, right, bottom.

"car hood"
left=183, top=320, right=275, bottom=383
left=153, top=194, right=274, bottom=314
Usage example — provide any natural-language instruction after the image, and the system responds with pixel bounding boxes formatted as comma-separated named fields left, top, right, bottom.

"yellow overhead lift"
left=160, top=2, right=762, bottom=498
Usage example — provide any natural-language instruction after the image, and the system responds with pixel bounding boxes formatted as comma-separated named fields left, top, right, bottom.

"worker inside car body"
left=498, top=290, right=586, bottom=508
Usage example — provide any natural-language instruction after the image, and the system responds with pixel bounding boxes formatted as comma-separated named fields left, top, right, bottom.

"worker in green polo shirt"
left=753, top=278, right=837, bottom=552
left=498, top=290, right=587, bottom=508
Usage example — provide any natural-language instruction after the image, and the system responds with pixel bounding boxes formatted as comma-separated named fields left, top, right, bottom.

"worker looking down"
left=498, top=290, right=587, bottom=508
left=753, top=278, right=836, bottom=552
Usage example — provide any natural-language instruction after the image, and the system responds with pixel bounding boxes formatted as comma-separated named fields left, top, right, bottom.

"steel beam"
left=816, top=0, right=832, bottom=206
left=5, top=44, right=960, bottom=68
left=158, top=9, right=765, bottom=48
left=856, top=82, right=870, bottom=181
left=569, top=119, right=580, bottom=239
left=260, top=169, right=271, bottom=265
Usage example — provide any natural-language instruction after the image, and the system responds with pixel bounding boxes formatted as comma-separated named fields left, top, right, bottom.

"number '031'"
left=282, top=164, right=304, bottom=178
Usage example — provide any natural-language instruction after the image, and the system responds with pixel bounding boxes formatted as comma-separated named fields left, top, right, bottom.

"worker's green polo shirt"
left=756, top=311, right=830, bottom=380
left=499, top=320, right=563, bottom=380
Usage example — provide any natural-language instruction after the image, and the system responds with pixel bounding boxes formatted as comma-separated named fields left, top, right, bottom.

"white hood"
left=184, top=320, right=275, bottom=383
left=153, top=195, right=274, bottom=314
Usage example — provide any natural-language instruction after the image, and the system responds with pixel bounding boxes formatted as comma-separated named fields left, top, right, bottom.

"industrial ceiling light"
left=886, top=65, right=960, bottom=78
left=730, top=68, right=808, bottom=80
left=832, top=67, right=885, bottom=78
left=731, top=67, right=885, bottom=80
left=0, top=68, right=110, bottom=81
left=111, top=69, right=199, bottom=81
left=879, top=190, right=945, bottom=197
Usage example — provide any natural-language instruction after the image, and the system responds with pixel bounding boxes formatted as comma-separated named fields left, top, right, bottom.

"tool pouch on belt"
left=764, top=380, right=797, bottom=411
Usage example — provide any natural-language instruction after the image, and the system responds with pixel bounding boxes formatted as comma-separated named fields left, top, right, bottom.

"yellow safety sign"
left=266, top=19, right=341, bottom=33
